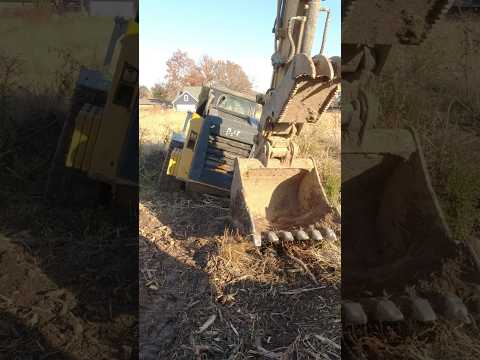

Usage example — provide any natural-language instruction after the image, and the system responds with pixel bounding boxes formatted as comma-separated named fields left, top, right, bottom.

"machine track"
left=277, top=76, right=341, bottom=124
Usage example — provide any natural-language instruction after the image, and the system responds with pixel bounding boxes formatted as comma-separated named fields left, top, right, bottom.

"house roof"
left=182, top=86, right=202, bottom=100
left=172, top=86, right=202, bottom=104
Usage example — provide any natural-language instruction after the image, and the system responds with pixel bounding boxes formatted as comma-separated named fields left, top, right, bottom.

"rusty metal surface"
left=277, top=76, right=340, bottom=124
left=230, top=158, right=338, bottom=246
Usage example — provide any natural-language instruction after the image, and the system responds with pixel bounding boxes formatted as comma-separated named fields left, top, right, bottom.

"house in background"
left=172, top=86, right=202, bottom=112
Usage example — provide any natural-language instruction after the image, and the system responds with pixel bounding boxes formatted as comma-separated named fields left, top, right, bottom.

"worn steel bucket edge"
left=230, top=157, right=337, bottom=245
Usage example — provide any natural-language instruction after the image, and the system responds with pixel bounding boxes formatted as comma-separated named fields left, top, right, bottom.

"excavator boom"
left=230, top=0, right=340, bottom=246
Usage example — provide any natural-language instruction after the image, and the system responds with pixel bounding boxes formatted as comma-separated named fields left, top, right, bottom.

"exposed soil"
left=0, top=111, right=138, bottom=359
left=138, top=151, right=341, bottom=359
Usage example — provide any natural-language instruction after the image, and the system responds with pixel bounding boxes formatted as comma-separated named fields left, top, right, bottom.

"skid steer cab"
left=162, top=86, right=262, bottom=196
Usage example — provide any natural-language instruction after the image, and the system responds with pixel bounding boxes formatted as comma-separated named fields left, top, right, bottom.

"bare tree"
left=164, top=51, right=253, bottom=98
left=139, top=85, right=151, bottom=99
left=198, top=55, right=218, bottom=84
left=183, top=65, right=204, bottom=88
left=164, top=50, right=201, bottom=99
left=198, top=56, right=252, bottom=92
left=150, top=83, right=168, bottom=99
left=215, top=60, right=252, bottom=93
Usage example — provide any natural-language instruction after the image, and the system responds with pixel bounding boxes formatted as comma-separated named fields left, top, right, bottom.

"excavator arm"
left=255, top=0, right=340, bottom=166
left=230, top=0, right=340, bottom=247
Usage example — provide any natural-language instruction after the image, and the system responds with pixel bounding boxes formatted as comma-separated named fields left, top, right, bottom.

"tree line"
left=140, top=50, right=253, bottom=100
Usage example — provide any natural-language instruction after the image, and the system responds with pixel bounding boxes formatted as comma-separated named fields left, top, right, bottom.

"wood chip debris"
left=197, top=314, right=216, bottom=334
left=279, top=286, right=326, bottom=295
left=250, top=336, right=284, bottom=359
left=287, top=252, right=319, bottom=284
left=230, top=321, right=239, bottom=337
left=314, top=334, right=341, bottom=350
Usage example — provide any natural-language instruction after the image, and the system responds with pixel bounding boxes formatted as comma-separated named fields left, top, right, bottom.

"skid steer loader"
left=161, top=85, right=262, bottom=196
left=45, top=11, right=138, bottom=210
left=341, top=0, right=480, bottom=337
left=230, top=0, right=340, bottom=247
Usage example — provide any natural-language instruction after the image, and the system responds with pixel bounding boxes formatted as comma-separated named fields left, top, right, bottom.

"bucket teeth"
left=279, top=231, right=294, bottom=242
left=323, top=227, right=337, bottom=241
left=342, top=301, right=368, bottom=325
left=430, top=293, right=471, bottom=324
left=396, top=296, right=437, bottom=322
left=267, top=231, right=280, bottom=244
left=361, top=298, right=404, bottom=322
left=344, top=293, right=476, bottom=324
left=294, top=230, right=309, bottom=241
left=309, top=229, right=324, bottom=242
left=249, top=234, right=262, bottom=247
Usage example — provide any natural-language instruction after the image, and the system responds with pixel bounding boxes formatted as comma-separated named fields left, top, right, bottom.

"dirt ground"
left=138, top=109, right=341, bottom=359
left=0, top=85, right=138, bottom=359
left=0, top=143, right=139, bottom=360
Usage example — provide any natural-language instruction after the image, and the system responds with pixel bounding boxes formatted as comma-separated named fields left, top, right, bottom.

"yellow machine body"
left=172, top=112, right=203, bottom=181
left=65, top=105, right=104, bottom=171
left=89, top=30, right=138, bottom=185
left=65, top=20, right=138, bottom=188
left=162, top=86, right=262, bottom=195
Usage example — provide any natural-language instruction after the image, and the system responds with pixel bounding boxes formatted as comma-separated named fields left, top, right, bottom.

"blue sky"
left=140, top=0, right=340, bottom=92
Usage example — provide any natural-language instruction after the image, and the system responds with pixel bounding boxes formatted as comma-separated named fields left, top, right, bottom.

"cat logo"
left=225, top=127, right=241, bottom=137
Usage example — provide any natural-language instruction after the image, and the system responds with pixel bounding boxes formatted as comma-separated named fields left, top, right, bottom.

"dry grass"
left=140, top=106, right=187, bottom=147
left=375, top=15, right=480, bottom=243
left=297, top=111, right=341, bottom=209
left=139, top=107, right=188, bottom=195
left=345, top=320, right=480, bottom=360
left=0, top=8, right=111, bottom=87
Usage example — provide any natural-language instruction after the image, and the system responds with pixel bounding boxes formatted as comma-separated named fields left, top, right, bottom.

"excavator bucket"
left=228, top=55, right=340, bottom=248
left=230, top=158, right=338, bottom=247
left=342, top=128, right=460, bottom=295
